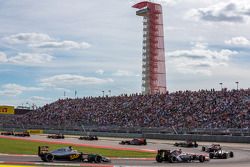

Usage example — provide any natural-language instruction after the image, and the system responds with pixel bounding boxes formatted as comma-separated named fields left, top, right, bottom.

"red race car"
left=47, top=133, right=64, bottom=139
left=119, top=138, right=147, bottom=145
left=1, top=131, right=14, bottom=136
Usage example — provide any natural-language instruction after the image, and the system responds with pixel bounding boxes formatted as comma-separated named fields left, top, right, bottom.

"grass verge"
left=0, top=138, right=155, bottom=158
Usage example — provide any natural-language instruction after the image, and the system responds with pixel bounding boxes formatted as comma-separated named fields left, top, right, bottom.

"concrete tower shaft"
left=133, top=1, right=167, bottom=94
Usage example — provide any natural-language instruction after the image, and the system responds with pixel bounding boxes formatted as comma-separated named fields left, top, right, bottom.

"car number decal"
left=70, top=154, right=80, bottom=160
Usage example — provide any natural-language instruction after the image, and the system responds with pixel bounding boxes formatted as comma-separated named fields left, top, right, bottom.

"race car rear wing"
left=38, top=146, right=49, bottom=156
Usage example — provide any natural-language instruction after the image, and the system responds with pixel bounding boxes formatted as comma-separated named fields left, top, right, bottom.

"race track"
left=1, top=134, right=250, bottom=166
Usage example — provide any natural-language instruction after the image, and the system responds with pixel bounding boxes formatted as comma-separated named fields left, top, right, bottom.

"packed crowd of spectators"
left=1, top=89, right=250, bottom=130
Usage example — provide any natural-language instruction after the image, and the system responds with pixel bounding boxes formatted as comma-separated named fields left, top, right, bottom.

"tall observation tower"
left=133, top=1, right=167, bottom=94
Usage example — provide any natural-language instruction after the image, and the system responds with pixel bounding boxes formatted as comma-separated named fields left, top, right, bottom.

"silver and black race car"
left=156, top=149, right=210, bottom=163
left=209, top=150, right=234, bottom=159
left=14, top=131, right=30, bottom=137
left=38, top=146, right=111, bottom=163
left=174, top=140, right=198, bottom=148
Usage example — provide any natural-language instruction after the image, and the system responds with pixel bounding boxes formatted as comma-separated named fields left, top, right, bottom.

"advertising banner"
left=0, top=106, right=15, bottom=115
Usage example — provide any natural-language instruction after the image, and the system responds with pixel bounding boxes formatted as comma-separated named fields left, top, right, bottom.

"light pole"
left=235, top=81, right=239, bottom=90
left=108, top=90, right=111, bottom=96
left=75, top=90, right=77, bottom=98
left=219, top=83, right=223, bottom=90
left=102, top=90, right=105, bottom=97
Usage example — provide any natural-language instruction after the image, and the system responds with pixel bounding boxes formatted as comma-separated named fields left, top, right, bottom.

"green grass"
left=0, top=138, right=155, bottom=158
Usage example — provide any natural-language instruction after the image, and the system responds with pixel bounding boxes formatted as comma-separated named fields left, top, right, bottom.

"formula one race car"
left=174, top=140, right=198, bottom=148
left=14, top=131, right=30, bottom=137
left=79, top=135, right=98, bottom=140
left=119, top=138, right=147, bottom=145
left=202, top=144, right=222, bottom=152
left=156, top=149, right=209, bottom=163
left=38, top=146, right=111, bottom=163
left=47, top=133, right=64, bottom=139
left=209, top=150, right=234, bottom=159
left=1, top=131, right=14, bottom=136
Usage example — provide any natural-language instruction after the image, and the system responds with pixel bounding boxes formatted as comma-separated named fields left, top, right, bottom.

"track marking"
left=0, top=153, right=37, bottom=157
left=0, top=153, right=154, bottom=160
left=0, top=165, right=37, bottom=167
left=0, top=161, right=114, bottom=167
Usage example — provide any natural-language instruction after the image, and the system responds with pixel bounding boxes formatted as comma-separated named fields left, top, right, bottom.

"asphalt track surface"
left=1, top=134, right=250, bottom=166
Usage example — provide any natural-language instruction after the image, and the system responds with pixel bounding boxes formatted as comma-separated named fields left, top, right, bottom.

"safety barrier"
left=1, top=127, right=250, bottom=143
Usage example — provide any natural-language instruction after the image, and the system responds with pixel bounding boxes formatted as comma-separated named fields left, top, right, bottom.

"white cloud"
left=30, top=41, right=91, bottom=50
left=112, top=70, right=134, bottom=77
left=3, top=32, right=91, bottom=50
left=187, top=1, right=250, bottom=23
left=225, top=36, right=250, bottom=46
left=8, top=53, right=53, bottom=65
left=168, top=43, right=238, bottom=75
left=96, top=69, right=104, bottom=75
left=3, top=32, right=53, bottom=44
left=40, top=74, right=113, bottom=87
left=0, top=52, right=8, bottom=63
left=0, top=84, right=42, bottom=96
left=0, top=52, right=53, bottom=65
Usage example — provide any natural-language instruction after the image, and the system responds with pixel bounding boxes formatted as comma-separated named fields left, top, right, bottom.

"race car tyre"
left=155, top=155, right=163, bottom=163
left=194, top=143, right=198, bottom=147
left=168, top=156, right=176, bottom=163
left=120, top=141, right=125, bottom=145
left=199, top=155, right=205, bottom=163
left=95, top=155, right=102, bottom=163
left=209, top=153, right=214, bottom=159
left=229, top=151, right=234, bottom=158
left=174, top=143, right=178, bottom=146
left=222, top=153, right=228, bottom=159
left=44, top=153, right=54, bottom=162
left=202, top=146, right=205, bottom=151
left=41, top=157, right=46, bottom=162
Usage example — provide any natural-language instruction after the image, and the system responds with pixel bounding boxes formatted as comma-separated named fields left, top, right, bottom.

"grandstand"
left=0, top=89, right=249, bottom=136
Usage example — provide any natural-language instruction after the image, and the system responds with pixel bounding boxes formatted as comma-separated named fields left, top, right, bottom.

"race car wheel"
left=199, top=155, right=205, bottom=163
left=95, top=155, right=102, bottom=163
left=209, top=153, right=214, bottom=159
left=155, top=155, right=163, bottom=163
left=194, top=143, right=198, bottom=147
left=45, top=153, right=54, bottom=162
left=222, top=153, right=228, bottom=159
left=202, top=146, right=205, bottom=151
left=229, top=151, right=234, bottom=158
left=168, top=156, right=176, bottom=163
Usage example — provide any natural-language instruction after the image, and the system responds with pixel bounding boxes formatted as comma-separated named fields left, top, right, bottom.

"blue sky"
left=0, top=0, right=250, bottom=107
